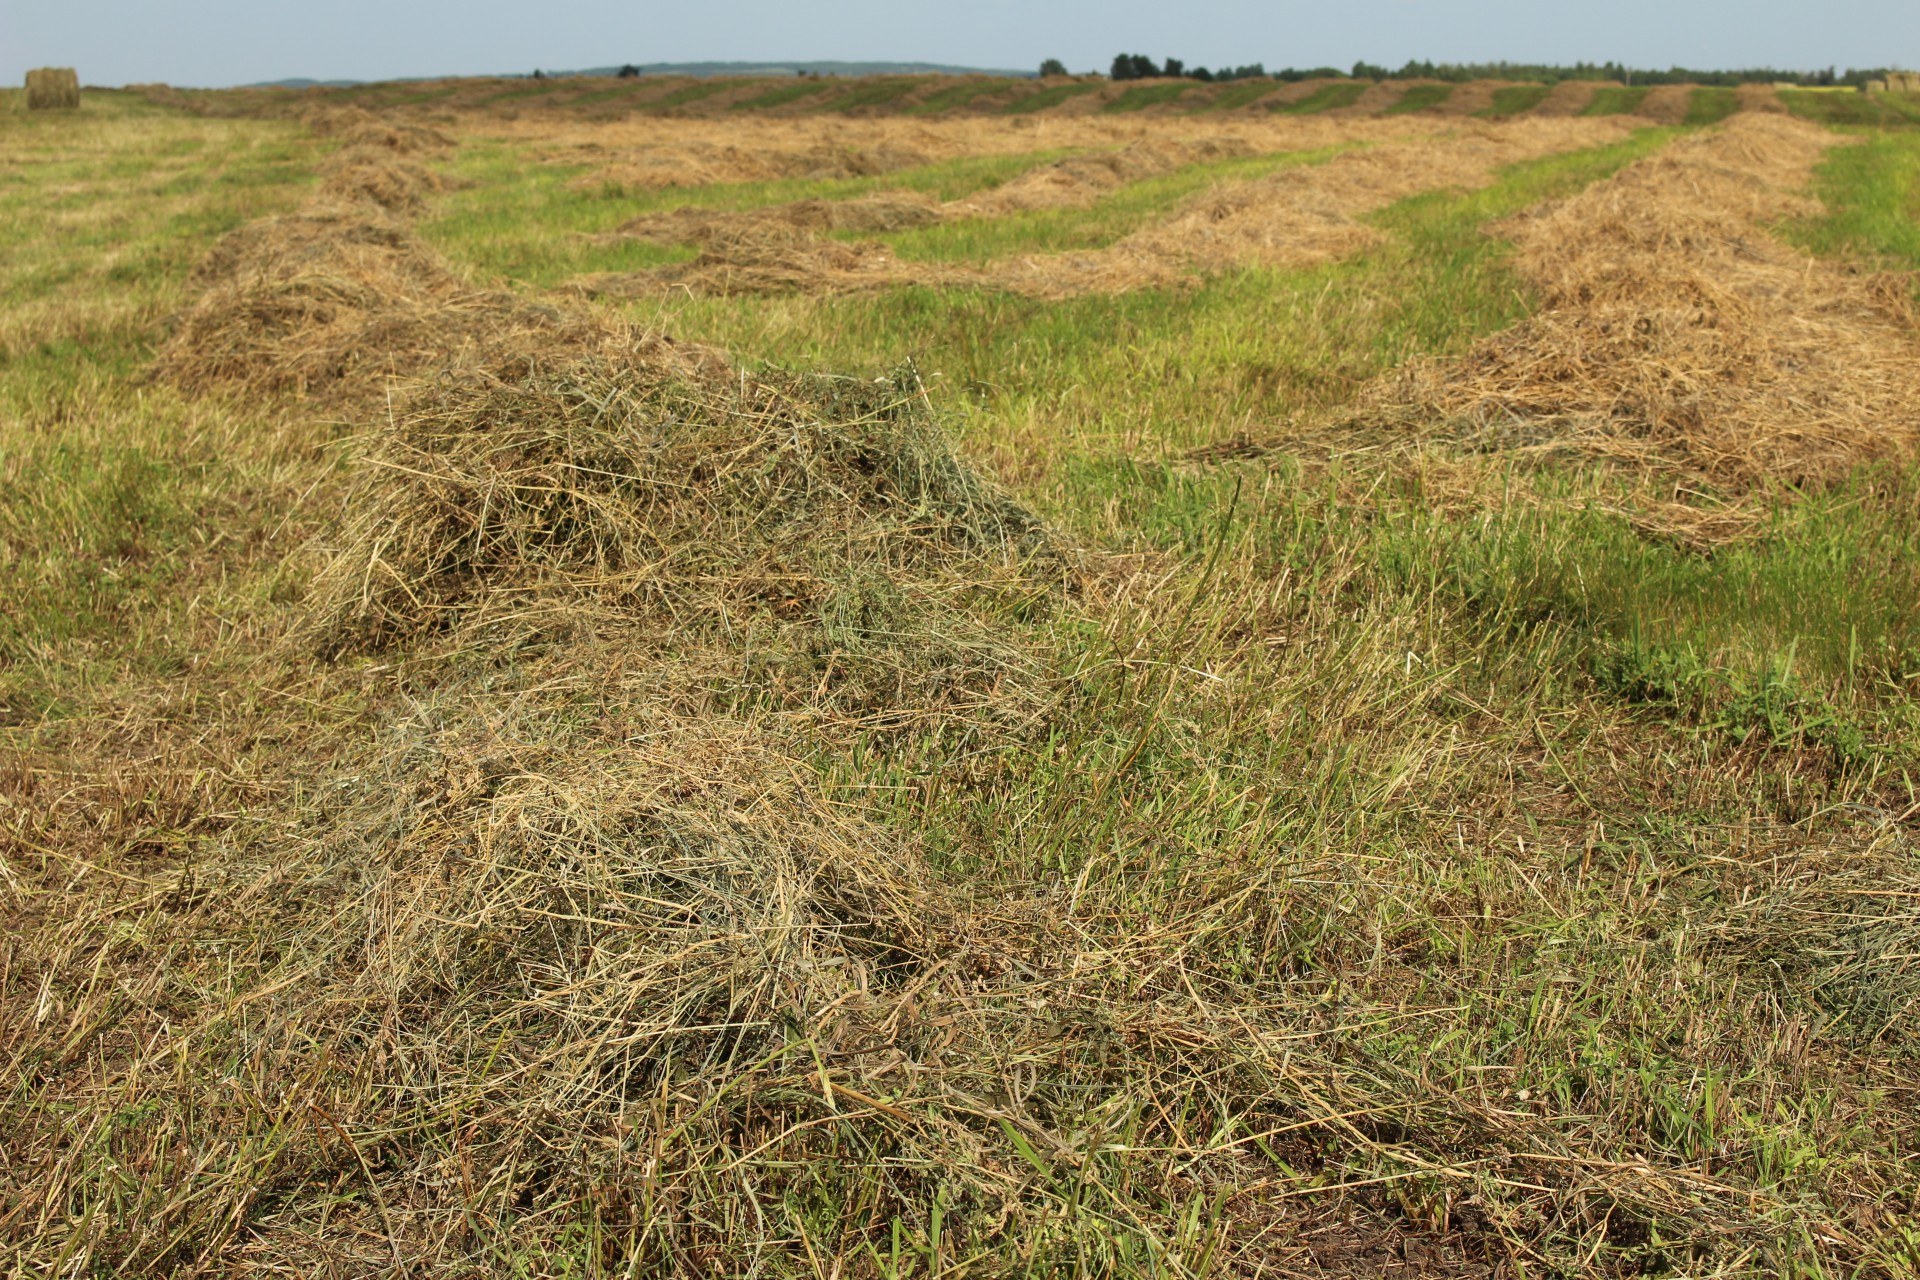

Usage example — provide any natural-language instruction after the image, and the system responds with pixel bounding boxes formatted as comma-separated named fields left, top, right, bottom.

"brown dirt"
left=1635, top=84, right=1694, bottom=124
left=1347, top=113, right=1920, bottom=492
left=1534, top=81, right=1606, bottom=116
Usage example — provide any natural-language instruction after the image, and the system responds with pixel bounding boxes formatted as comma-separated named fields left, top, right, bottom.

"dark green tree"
left=1039, top=58, right=1068, bottom=77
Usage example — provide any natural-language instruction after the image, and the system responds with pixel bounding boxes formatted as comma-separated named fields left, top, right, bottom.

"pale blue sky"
left=5, top=0, right=1916, bottom=88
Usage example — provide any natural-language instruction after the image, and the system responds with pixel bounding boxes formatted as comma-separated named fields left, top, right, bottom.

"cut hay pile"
left=572, top=136, right=938, bottom=191
left=1633, top=84, right=1694, bottom=124
left=152, top=132, right=718, bottom=406
left=149, top=206, right=667, bottom=403
left=1532, top=80, right=1604, bottom=116
left=949, top=136, right=1251, bottom=217
left=1348, top=113, right=1920, bottom=490
left=584, top=221, right=936, bottom=298
left=611, top=189, right=945, bottom=244
left=301, top=356, right=1055, bottom=729
left=24, top=67, right=80, bottom=111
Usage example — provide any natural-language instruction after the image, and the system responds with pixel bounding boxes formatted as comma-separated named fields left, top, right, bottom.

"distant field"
left=5, top=82, right=1920, bottom=1280
left=133, top=71, right=1920, bottom=128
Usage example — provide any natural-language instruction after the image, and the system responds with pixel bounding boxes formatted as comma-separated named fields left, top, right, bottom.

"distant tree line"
left=1105, top=54, right=1269, bottom=82
left=1057, top=55, right=1906, bottom=88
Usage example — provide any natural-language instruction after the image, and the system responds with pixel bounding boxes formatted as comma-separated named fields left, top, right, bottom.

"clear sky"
left=5, top=0, right=1917, bottom=88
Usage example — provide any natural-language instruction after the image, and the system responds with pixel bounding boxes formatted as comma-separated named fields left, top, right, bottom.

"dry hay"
left=1348, top=113, right=1920, bottom=491
left=1333, top=80, right=1408, bottom=116
left=573, top=135, right=938, bottom=191
left=582, top=120, right=1633, bottom=302
left=1533, top=80, right=1604, bottom=116
left=1735, top=83, right=1787, bottom=113
left=1634, top=84, right=1694, bottom=124
left=945, top=117, right=1637, bottom=300
left=153, top=138, right=717, bottom=406
left=1114, top=118, right=1634, bottom=274
left=149, top=205, right=672, bottom=405
left=305, top=102, right=455, bottom=152
left=23, top=67, right=80, bottom=111
left=610, top=189, right=945, bottom=245
left=544, top=113, right=1437, bottom=196
left=301, top=356, right=1052, bottom=697
left=1431, top=80, right=1511, bottom=116
left=950, top=136, right=1252, bottom=216
left=582, top=222, right=937, bottom=298
left=316, top=145, right=461, bottom=213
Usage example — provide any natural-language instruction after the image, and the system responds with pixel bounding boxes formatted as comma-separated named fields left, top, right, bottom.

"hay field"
left=4, top=83, right=1920, bottom=1278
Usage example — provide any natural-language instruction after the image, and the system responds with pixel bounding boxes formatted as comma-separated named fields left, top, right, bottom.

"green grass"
left=1102, top=82, right=1195, bottom=113
left=1271, top=80, right=1368, bottom=114
left=1582, top=86, right=1650, bottom=115
left=1781, top=89, right=1920, bottom=128
left=1686, top=86, right=1741, bottom=125
left=1385, top=83, right=1456, bottom=114
left=1001, top=81, right=1101, bottom=114
left=1478, top=84, right=1553, bottom=117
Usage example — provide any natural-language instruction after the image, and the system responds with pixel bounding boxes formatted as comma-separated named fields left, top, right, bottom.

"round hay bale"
left=25, top=67, right=80, bottom=111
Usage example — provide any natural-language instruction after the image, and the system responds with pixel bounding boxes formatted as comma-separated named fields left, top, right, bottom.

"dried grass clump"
left=612, top=190, right=945, bottom=245
left=154, top=204, right=717, bottom=406
left=300, top=358, right=1055, bottom=729
left=300, top=716, right=950, bottom=1123
left=1350, top=114, right=1920, bottom=490
left=578, top=137, right=936, bottom=191
left=304, top=102, right=455, bottom=153
left=24, top=67, right=80, bottom=111
left=317, top=144, right=460, bottom=213
left=586, top=221, right=932, bottom=298
left=951, top=137, right=1250, bottom=217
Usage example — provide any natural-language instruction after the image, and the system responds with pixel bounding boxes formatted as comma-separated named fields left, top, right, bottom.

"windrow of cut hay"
left=579, top=118, right=1637, bottom=301
left=1347, top=113, right=1920, bottom=492
left=543, top=111, right=1449, bottom=195
left=149, top=138, right=718, bottom=406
